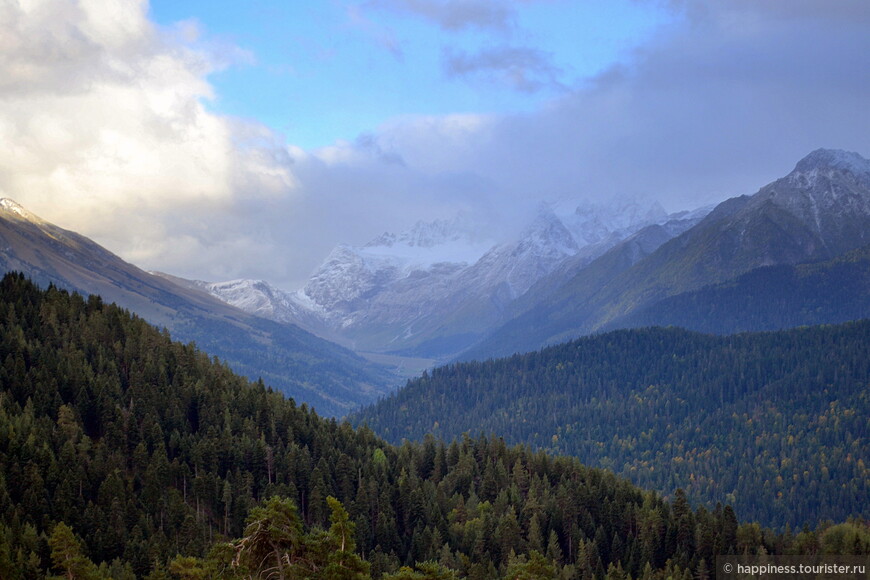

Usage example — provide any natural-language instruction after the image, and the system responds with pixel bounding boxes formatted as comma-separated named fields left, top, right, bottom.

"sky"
left=1, top=0, right=869, bottom=289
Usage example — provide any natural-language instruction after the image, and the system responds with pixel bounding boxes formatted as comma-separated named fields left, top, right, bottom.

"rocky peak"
left=365, top=216, right=475, bottom=250
left=792, top=149, right=870, bottom=176
left=786, top=149, right=870, bottom=192
left=0, top=198, right=40, bottom=222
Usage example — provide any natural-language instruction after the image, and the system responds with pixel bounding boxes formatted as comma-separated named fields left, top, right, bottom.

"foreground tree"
left=48, top=523, right=99, bottom=580
left=230, top=496, right=368, bottom=579
left=232, top=496, right=304, bottom=579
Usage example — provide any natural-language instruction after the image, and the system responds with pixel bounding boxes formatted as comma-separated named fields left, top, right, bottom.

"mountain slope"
left=0, top=199, right=393, bottom=416
left=0, top=272, right=821, bottom=579
left=206, top=201, right=686, bottom=359
left=608, top=243, right=870, bottom=333
left=355, top=321, right=870, bottom=529
left=469, top=149, right=870, bottom=358
left=457, top=215, right=707, bottom=360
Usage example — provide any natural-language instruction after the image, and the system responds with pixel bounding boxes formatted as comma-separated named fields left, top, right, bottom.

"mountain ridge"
left=465, top=148, right=870, bottom=359
left=0, top=199, right=394, bottom=416
left=204, top=198, right=694, bottom=359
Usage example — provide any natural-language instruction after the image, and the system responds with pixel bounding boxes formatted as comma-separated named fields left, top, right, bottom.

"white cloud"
left=1, top=0, right=868, bottom=291
left=0, top=0, right=297, bottom=281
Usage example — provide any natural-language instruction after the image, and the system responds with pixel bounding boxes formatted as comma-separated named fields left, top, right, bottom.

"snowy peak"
left=792, top=149, right=870, bottom=177
left=762, top=149, right=870, bottom=220
left=690, top=148, right=870, bottom=268
left=515, top=208, right=579, bottom=259
left=201, top=198, right=705, bottom=358
left=205, top=279, right=283, bottom=318
left=360, top=216, right=492, bottom=268
left=195, top=277, right=329, bottom=338
left=303, top=245, right=376, bottom=311
left=785, top=149, right=870, bottom=192
left=562, top=198, right=669, bottom=246
left=366, top=217, right=473, bottom=249
left=0, top=198, right=42, bottom=222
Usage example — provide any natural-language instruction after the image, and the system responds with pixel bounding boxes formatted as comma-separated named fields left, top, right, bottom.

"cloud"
left=1, top=0, right=868, bottom=291
left=366, top=0, right=515, bottom=32
left=364, top=0, right=870, bottom=213
left=0, top=0, right=297, bottom=281
left=443, top=45, right=564, bottom=93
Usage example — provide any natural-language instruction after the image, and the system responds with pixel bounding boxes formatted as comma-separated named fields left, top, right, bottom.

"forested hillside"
left=607, top=244, right=870, bottom=334
left=357, top=323, right=870, bottom=530
left=0, top=273, right=866, bottom=579
left=0, top=200, right=394, bottom=417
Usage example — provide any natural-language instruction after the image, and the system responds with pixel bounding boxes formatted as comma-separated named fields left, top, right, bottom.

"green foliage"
left=614, top=244, right=870, bottom=334
left=168, top=556, right=207, bottom=580
left=48, top=522, right=99, bottom=580
left=227, top=494, right=370, bottom=579
left=819, top=522, right=870, bottom=555
left=502, top=551, right=557, bottom=579
left=382, top=561, right=458, bottom=579
left=357, top=322, right=870, bottom=529
left=233, top=496, right=305, bottom=578
left=0, top=272, right=865, bottom=579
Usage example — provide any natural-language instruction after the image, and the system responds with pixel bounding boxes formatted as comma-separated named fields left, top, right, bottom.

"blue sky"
left=1, top=0, right=869, bottom=288
left=147, top=1, right=674, bottom=148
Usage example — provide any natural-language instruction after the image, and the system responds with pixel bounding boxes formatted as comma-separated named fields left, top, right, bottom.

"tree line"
left=0, top=272, right=867, bottom=579
left=355, top=321, right=870, bottom=530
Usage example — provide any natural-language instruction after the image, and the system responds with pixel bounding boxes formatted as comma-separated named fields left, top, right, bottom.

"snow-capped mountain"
left=205, top=198, right=689, bottom=358
left=465, top=148, right=870, bottom=360
left=303, top=217, right=492, bottom=316
left=755, top=148, right=870, bottom=256
left=561, top=198, right=669, bottom=246
left=202, top=278, right=324, bottom=325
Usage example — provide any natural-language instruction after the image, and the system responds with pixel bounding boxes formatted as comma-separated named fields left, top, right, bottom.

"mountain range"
left=194, top=148, right=870, bottom=365
left=462, top=148, right=870, bottom=359
left=0, top=199, right=393, bottom=417
left=199, top=199, right=709, bottom=360
left=5, top=272, right=857, bottom=579
left=352, top=147, right=870, bottom=528
left=1, top=146, right=868, bottom=578
left=1, top=147, right=867, bottom=416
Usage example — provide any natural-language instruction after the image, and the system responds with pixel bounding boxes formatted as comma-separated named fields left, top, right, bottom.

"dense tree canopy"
left=356, top=321, right=870, bottom=530
left=0, top=273, right=866, bottom=578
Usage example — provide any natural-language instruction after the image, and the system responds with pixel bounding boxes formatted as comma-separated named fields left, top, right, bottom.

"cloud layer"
left=1, top=0, right=869, bottom=289
left=367, top=0, right=517, bottom=32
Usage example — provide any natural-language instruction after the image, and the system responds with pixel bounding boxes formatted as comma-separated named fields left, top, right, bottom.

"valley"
left=1, top=149, right=869, bottom=578
left=4, top=1, right=869, bottom=576
left=0, top=273, right=867, bottom=579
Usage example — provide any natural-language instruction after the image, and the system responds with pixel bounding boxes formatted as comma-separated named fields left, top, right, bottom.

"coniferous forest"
left=1, top=272, right=868, bottom=579
left=356, top=322, right=870, bottom=531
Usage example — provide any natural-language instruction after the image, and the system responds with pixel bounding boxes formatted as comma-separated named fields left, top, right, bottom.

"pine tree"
left=232, top=496, right=304, bottom=580
left=48, top=522, right=99, bottom=580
